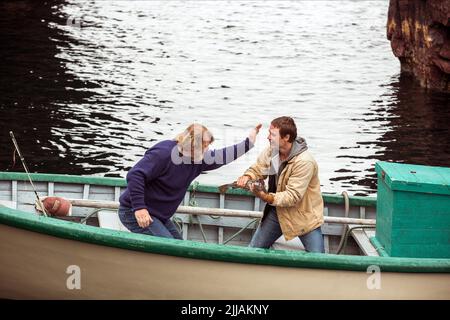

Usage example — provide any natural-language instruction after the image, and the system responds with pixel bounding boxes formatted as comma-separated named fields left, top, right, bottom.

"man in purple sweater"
left=119, top=123, right=261, bottom=239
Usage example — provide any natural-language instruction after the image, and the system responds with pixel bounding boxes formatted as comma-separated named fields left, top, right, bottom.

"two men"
left=120, top=117, right=324, bottom=253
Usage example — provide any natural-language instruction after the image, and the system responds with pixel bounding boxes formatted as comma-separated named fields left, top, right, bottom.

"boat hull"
left=1, top=224, right=449, bottom=300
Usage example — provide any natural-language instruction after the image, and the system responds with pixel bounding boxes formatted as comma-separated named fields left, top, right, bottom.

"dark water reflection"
left=341, top=74, right=450, bottom=192
left=0, top=1, right=104, bottom=174
left=376, top=75, right=449, bottom=167
left=0, top=1, right=128, bottom=175
left=0, top=1, right=449, bottom=196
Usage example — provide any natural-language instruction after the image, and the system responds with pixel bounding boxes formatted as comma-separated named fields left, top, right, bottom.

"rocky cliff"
left=387, top=0, right=450, bottom=91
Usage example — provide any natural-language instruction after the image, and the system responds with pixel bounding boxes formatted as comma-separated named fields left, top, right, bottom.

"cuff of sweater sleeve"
left=247, top=137, right=255, bottom=149
left=132, top=205, right=147, bottom=212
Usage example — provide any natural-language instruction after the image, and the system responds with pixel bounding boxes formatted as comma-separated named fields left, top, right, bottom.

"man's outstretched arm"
left=202, top=124, right=261, bottom=171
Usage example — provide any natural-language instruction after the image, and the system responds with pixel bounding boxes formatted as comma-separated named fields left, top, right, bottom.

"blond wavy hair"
left=175, top=124, right=214, bottom=155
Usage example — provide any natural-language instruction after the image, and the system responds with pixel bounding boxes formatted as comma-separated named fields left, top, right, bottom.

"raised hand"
left=248, top=123, right=262, bottom=144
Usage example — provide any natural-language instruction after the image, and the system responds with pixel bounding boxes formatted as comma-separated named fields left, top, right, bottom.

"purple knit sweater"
left=119, top=138, right=252, bottom=221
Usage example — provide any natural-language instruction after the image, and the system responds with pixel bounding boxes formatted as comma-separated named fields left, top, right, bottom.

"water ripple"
left=1, top=0, right=449, bottom=194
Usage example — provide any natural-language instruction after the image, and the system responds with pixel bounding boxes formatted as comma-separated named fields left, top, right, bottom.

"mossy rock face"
left=387, top=0, right=450, bottom=92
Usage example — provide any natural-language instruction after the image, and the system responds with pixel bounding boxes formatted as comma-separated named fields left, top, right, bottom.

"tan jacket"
left=244, top=145, right=324, bottom=241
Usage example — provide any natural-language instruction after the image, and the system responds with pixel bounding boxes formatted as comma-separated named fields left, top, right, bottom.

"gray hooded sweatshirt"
left=267, top=137, right=309, bottom=193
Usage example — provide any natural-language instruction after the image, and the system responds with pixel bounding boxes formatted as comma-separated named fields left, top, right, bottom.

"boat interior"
left=0, top=178, right=379, bottom=257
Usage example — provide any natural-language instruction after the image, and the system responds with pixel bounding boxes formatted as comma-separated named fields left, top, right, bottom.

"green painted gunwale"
left=1, top=172, right=449, bottom=273
left=0, top=172, right=376, bottom=207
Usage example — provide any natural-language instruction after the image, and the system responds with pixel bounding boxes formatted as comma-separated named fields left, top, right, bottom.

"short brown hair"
left=271, top=116, right=297, bottom=143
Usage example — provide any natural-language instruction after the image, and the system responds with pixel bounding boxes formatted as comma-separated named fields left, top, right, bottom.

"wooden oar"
left=61, top=198, right=376, bottom=225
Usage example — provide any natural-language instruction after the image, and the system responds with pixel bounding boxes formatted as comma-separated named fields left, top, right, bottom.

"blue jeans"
left=249, top=207, right=325, bottom=253
left=118, top=206, right=182, bottom=240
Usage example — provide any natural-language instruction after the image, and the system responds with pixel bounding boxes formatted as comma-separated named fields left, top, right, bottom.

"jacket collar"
left=269, top=137, right=308, bottom=175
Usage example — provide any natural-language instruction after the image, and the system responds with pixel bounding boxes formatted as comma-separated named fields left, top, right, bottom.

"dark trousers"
left=118, top=206, right=182, bottom=239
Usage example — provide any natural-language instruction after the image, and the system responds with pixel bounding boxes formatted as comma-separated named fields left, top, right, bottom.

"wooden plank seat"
left=348, top=224, right=379, bottom=256
left=97, top=210, right=130, bottom=232
left=0, top=200, right=17, bottom=209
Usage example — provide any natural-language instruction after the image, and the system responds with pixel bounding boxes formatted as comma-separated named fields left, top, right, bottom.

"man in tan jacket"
left=237, top=116, right=325, bottom=252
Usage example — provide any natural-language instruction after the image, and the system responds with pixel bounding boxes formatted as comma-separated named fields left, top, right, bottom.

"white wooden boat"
left=0, top=171, right=449, bottom=299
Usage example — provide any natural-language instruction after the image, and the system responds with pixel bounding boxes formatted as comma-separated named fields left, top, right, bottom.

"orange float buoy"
left=41, top=197, right=72, bottom=216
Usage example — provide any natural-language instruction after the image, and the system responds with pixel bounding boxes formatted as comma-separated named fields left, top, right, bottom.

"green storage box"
left=374, top=161, right=450, bottom=258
